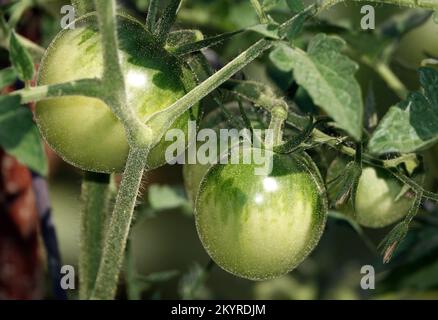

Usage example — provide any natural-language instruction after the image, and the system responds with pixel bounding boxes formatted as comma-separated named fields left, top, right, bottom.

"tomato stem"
left=10, top=78, right=103, bottom=104
left=90, top=147, right=149, bottom=300
left=318, top=0, right=438, bottom=11
left=145, top=39, right=273, bottom=148
left=79, top=172, right=112, bottom=299
left=268, top=106, right=288, bottom=148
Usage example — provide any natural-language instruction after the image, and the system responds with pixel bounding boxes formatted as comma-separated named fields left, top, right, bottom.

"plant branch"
left=318, top=0, right=438, bottom=11
left=249, top=0, right=269, bottom=24
left=9, top=78, right=103, bottom=104
left=94, top=0, right=152, bottom=148
left=146, top=39, right=273, bottom=148
left=268, top=106, right=288, bottom=147
left=90, top=147, right=149, bottom=300
left=79, top=172, right=111, bottom=300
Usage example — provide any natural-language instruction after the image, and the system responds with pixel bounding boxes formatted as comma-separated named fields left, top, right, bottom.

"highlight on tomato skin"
left=194, top=148, right=328, bottom=281
left=35, top=13, right=197, bottom=174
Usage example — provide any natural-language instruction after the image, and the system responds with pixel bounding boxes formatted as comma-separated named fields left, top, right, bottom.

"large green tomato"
left=36, top=14, right=196, bottom=173
left=195, top=148, right=327, bottom=280
left=327, top=159, right=414, bottom=228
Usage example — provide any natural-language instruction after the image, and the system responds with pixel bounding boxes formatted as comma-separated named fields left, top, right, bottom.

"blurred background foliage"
left=3, top=0, right=438, bottom=299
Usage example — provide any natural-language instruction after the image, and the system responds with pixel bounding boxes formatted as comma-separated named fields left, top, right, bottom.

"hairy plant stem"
left=79, top=172, right=111, bottom=300
left=91, top=147, right=149, bottom=300
left=250, top=0, right=269, bottom=24
left=146, top=39, right=273, bottom=147
left=318, top=0, right=438, bottom=11
left=268, top=106, right=288, bottom=148
left=10, top=79, right=102, bottom=104
left=374, top=62, right=408, bottom=100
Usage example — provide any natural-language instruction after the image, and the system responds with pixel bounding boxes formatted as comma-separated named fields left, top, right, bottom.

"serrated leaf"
left=369, top=68, right=438, bottom=154
left=276, top=34, right=363, bottom=140
left=286, top=0, right=304, bottom=13
left=0, top=96, right=47, bottom=175
left=0, top=67, right=17, bottom=89
left=9, top=30, right=34, bottom=81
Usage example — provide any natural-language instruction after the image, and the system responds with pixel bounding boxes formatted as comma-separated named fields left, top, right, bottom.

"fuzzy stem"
left=374, top=62, right=408, bottom=100
left=10, top=78, right=103, bottom=104
left=90, top=147, right=149, bottom=300
left=146, top=39, right=273, bottom=147
left=318, top=0, right=438, bottom=11
left=94, top=0, right=152, bottom=148
left=249, top=0, right=269, bottom=24
left=79, top=172, right=110, bottom=300
left=268, top=106, right=288, bottom=147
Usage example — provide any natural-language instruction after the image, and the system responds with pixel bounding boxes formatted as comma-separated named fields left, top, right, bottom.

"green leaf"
left=9, top=30, right=34, bottom=81
left=0, top=96, right=47, bottom=175
left=148, top=184, right=189, bottom=211
left=369, top=68, right=438, bottom=154
left=146, top=0, right=159, bottom=33
left=248, top=23, right=280, bottom=39
left=166, top=29, right=204, bottom=50
left=274, top=34, right=363, bottom=140
left=154, top=0, right=181, bottom=44
left=0, top=67, right=17, bottom=90
left=286, top=0, right=304, bottom=12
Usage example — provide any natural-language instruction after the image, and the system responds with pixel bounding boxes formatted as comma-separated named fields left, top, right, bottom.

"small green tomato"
left=327, top=159, right=414, bottom=228
left=195, top=148, right=327, bottom=280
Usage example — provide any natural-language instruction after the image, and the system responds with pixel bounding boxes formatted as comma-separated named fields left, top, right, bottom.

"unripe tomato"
left=327, top=159, right=414, bottom=228
left=195, top=148, right=327, bottom=280
left=36, top=14, right=196, bottom=173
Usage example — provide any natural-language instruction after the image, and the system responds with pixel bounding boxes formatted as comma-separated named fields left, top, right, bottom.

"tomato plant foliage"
left=1, top=0, right=438, bottom=300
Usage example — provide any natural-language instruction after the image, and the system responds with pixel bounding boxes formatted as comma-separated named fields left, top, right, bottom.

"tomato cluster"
left=36, top=13, right=414, bottom=282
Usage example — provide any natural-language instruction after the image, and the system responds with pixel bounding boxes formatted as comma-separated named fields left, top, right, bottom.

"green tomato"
left=36, top=13, right=196, bottom=173
left=195, top=148, right=327, bottom=280
left=327, top=159, right=414, bottom=228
